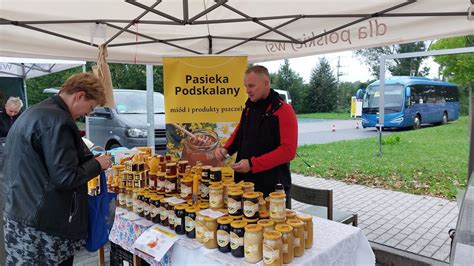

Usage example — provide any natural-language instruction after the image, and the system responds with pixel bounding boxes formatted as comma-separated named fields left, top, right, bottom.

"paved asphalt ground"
left=297, top=118, right=393, bottom=146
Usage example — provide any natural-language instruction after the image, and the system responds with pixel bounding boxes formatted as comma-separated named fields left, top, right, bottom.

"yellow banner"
left=163, top=56, right=248, bottom=123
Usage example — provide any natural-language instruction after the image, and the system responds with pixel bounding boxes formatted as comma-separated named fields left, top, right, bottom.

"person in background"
left=0, top=96, right=23, bottom=263
left=214, top=65, right=298, bottom=207
left=2, top=73, right=112, bottom=265
left=0, top=96, right=23, bottom=139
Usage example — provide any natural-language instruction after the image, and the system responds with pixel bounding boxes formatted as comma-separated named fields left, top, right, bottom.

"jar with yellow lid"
left=174, top=203, right=188, bottom=235
left=265, top=196, right=271, bottom=211
left=227, top=189, right=243, bottom=217
left=297, top=214, right=313, bottom=249
left=150, top=195, right=164, bottom=224
left=258, top=219, right=275, bottom=233
left=209, top=184, right=224, bottom=209
left=210, top=167, right=222, bottom=182
left=259, top=210, right=270, bottom=219
left=203, top=216, right=218, bottom=249
left=269, top=192, right=286, bottom=220
left=201, top=165, right=212, bottom=181
left=243, top=192, right=260, bottom=219
left=275, top=224, right=294, bottom=264
left=160, top=198, right=169, bottom=226
left=271, top=218, right=286, bottom=225
left=244, top=224, right=263, bottom=263
left=286, top=209, right=297, bottom=220
left=168, top=202, right=177, bottom=230
left=195, top=211, right=206, bottom=243
left=185, top=206, right=197, bottom=238
left=166, top=162, right=177, bottom=176
left=156, top=172, right=166, bottom=194
left=263, top=230, right=283, bottom=266
left=286, top=219, right=305, bottom=257
left=241, top=182, right=254, bottom=193
left=180, top=177, right=193, bottom=200
left=217, top=216, right=234, bottom=253
left=230, top=220, right=247, bottom=258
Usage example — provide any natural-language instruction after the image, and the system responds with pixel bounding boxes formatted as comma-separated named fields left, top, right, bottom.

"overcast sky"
left=258, top=50, right=440, bottom=83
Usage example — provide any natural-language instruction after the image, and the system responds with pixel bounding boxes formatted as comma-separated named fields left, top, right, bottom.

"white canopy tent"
left=0, top=0, right=473, bottom=63
left=0, top=57, right=85, bottom=79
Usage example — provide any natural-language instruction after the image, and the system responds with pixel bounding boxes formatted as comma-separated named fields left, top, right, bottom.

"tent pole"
left=146, top=65, right=155, bottom=153
left=23, top=79, right=28, bottom=109
left=378, top=56, right=386, bottom=157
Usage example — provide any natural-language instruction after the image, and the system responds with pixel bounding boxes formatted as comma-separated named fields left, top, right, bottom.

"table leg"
left=98, top=247, right=105, bottom=266
left=133, top=255, right=142, bottom=266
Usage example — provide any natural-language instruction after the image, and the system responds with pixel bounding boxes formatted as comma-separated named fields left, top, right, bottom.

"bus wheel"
left=441, top=112, right=448, bottom=125
left=413, top=115, right=421, bottom=130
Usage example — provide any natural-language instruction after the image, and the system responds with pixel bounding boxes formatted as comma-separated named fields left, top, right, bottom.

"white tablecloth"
left=169, top=216, right=375, bottom=266
left=110, top=210, right=375, bottom=266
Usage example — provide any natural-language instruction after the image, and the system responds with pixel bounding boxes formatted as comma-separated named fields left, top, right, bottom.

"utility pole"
left=336, top=56, right=344, bottom=109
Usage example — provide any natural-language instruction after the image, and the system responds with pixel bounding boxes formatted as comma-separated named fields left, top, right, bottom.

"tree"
left=25, top=62, right=165, bottom=106
left=271, top=59, right=306, bottom=113
left=307, top=58, right=337, bottom=112
left=354, top=42, right=428, bottom=79
left=430, top=35, right=474, bottom=117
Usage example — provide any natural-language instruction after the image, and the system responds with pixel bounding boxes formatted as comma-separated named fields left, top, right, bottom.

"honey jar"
left=275, top=224, right=294, bottom=264
left=243, top=192, right=260, bottom=219
left=297, top=214, right=314, bottom=249
left=244, top=224, right=263, bottom=263
left=286, top=219, right=305, bottom=257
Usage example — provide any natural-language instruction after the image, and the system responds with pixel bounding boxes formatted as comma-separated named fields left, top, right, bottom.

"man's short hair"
left=5, top=96, right=23, bottom=110
left=245, top=65, right=270, bottom=79
left=60, top=73, right=106, bottom=106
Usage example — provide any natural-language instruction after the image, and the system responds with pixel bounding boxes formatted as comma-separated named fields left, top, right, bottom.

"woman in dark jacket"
left=2, top=73, right=112, bottom=265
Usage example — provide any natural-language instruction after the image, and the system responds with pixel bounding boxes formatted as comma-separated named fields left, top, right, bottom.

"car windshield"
left=363, top=84, right=404, bottom=114
left=114, top=90, right=165, bottom=114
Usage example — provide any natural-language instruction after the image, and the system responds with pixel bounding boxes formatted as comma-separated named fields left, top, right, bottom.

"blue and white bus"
left=361, top=76, right=459, bottom=129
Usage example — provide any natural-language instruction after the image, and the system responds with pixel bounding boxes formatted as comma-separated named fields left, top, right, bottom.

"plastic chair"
left=290, top=184, right=358, bottom=226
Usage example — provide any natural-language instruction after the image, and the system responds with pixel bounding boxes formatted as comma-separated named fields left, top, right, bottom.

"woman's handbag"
left=85, top=171, right=116, bottom=252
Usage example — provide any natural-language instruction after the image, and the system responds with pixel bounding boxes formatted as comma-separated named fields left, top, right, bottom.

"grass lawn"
left=297, top=112, right=353, bottom=120
left=292, top=116, right=469, bottom=199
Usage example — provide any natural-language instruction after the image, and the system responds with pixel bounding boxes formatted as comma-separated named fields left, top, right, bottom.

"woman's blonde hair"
left=5, top=96, right=23, bottom=110
left=60, top=73, right=106, bottom=106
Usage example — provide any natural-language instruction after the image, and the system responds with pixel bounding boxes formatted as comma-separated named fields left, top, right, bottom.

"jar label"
left=160, top=208, right=168, bottom=220
left=185, top=217, right=195, bottom=232
left=169, top=212, right=175, bottom=225
left=150, top=206, right=159, bottom=218
left=157, top=180, right=164, bottom=190
left=209, top=194, right=223, bottom=208
left=270, top=204, right=286, bottom=219
left=304, top=231, right=308, bottom=240
left=263, top=244, right=279, bottom=265
left=202, top=228, right=214, bottom=242
left=136, top=202, right=143, bottom=213
left=126, top=197, right=133, bottom=206
left=217, top=230, right=230, bottom=247
left=118, top=195, right=126, bottom=206
left=244, top=244, right=258, bottom=255
left=200, top=184, right=209, bottom=198
left=230, top=232, right=243, bottom=249
left=196, top=224, right=203, bottom=239
left=243, top=201, right=258, bottom=217
left=165, top=181, right=176, bottom=192
left=149, top=179, right=156, bottom=188
left=293, top=237, right=301, bottom=247
left=181, top=185, right=192, bottom=198
left=227, top=199, right=242, bottom=214
left=175, top=217, right=182, bottom=226
left=143, top=204, right=150, bottom=215
left=282, top=243, right=288, bottom=253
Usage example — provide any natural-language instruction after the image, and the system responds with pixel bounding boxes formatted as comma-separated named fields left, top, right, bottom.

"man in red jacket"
left=215, top=65, right=298, bottom=207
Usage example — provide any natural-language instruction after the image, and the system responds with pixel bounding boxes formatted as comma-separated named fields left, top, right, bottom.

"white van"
left=274, top=89, right=292, bottom=105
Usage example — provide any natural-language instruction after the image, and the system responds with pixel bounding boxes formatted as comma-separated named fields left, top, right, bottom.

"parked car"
left=87, top=89, right=166, bottom=153
left=274, top=89, right=292, bottom=105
